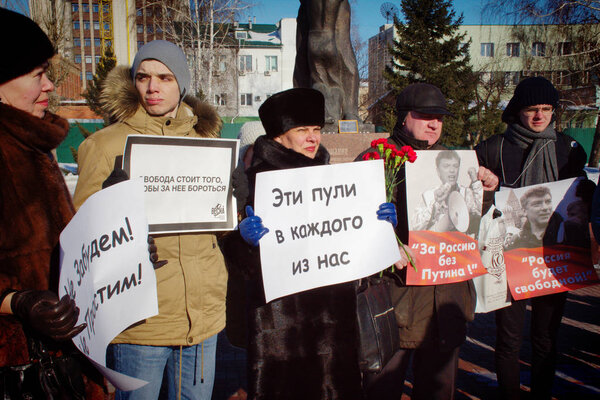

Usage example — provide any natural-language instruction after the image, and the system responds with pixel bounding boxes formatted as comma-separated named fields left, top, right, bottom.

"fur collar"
left=250, top=135, right=330, bottom=171
left=0, top=104, right=69, bottom=151
left=100, top=65, right=222, bottom=138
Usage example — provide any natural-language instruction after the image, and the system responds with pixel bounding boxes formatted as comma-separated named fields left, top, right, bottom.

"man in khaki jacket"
left=74, top=40, right=226, bottom=400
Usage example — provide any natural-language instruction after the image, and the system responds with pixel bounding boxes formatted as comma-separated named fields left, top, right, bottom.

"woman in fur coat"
left=234, top=88, right=396, bottom=400
left=0, top=7, right=108, bottom=399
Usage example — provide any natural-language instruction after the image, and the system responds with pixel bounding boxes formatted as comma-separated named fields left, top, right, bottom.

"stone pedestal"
left=320, top=131, right=389, bottom=164
left=322, top=122, right=376, bottom=134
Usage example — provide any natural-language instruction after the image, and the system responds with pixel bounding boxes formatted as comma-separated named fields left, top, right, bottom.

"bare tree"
left=484, top=0, right=600, bottom=165
left=29, top=0, right=74, bottom=112
left=137, top=0, right=252, bottom=103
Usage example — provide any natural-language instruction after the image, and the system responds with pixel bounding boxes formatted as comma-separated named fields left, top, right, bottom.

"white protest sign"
left=123, top=135, right=238, bottom=234
left=255, top=160, right=401, bottom=302
left=59, top=179, right=158, bottom=391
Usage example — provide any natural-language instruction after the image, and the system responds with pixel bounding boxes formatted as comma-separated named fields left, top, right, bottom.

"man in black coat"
left=360, top=83, right=498, bottom=400
left=475, top=77, right=588, bottom=400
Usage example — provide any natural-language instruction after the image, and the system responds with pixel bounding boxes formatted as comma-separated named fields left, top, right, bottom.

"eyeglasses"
left=522, top=106, right=554, bottom=116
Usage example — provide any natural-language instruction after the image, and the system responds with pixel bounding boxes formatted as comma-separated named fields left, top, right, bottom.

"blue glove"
left=239, top=205, right=269, bottom=247
left=377, top=202, right=397, bottom=227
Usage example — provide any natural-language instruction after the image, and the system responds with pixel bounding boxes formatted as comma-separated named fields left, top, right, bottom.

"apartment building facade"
left=367, top=23, right=598, bottom=129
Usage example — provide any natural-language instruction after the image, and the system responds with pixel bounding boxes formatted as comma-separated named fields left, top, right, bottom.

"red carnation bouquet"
left=363, top=138, right=417, bottom=272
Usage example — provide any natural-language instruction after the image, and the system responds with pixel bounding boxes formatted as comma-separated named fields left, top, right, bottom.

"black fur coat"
left=242, top=136, right=364, bottom=400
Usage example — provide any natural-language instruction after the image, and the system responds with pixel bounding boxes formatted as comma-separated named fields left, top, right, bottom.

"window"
left=136, top=9, right=142, bottom=16
left=146, top=9, right=153, bottom=17
left=265, top=56, right=278, bottom=71
left=85, top=56, right=92, bottom=64
left=94, top=21, right=100, bottom=30
left=83, top=21, right=90, bottom=30
left=94, top=38, right=101, bottom=47
left=156, top=26, right=163, bottom=34
left=531, top=42, right=546, bottom=57
left=86, top=72, right=93, bottom=81
left=75, top=55, right=82, bottom=63
left=235, top=31, right=247, bottom=39
left=72, top=4, right=78, bottom=12
left=217, top=56, right=226, bottom=71
left=147, top=25, right=154, bottom=34
left=137, top=41, right=145, bottom=48
left=73, top=38, right=81, bottom=47
left=240, top=93, right=253, bottom=106
left=137, top=24, right=143, bottom=33
left=557, top=42, right=572, bottom=56
left=480, top=43, right=494, bottom=57
left=506, top=42, right=520, bottom=57
left=73, top=20, right=80, bottom=30
left=84, top=38, right=91, bottom=47
left=214, top=94, right=226, bottom=106
left=82, top=3, right=89, bottom=12
left=556, top=70, right=571, bottom=86
left=239, top=55, right=252, bottom=72
left=504, top=71, right=521, bottom=86
left=95, top=55, right=100, bottom=63
left=479, top=72, right=491, bottom=83
left=573, top=70, right=590, bottom=86
left=104, top=23, right=110, bottom=31
left=105, top=40, right=112, bottom=48
left=93, top=4, right=99, bottom=13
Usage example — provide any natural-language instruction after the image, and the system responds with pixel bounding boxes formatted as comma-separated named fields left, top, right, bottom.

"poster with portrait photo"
left=495, top=177, right=599, bottom=300
left=404, top=150, right=486, bottom=285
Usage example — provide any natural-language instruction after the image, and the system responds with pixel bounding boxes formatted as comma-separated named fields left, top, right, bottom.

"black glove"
left=102, top=156, right=129, bottom=189
left=148, top=236, right=168, bottom=270
left=11, top=290, right=86, bottom=341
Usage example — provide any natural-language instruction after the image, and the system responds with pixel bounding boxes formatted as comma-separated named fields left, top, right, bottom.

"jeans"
left=495, top=292, right=567, bottom=400
left=363, top=345, right=460, bottom=400
left=106, top=333, right=218, bottom=400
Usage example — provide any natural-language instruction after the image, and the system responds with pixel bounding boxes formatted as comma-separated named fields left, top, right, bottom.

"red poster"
left=504, top=245, right=599, bottom=300
left=406, top=230, right=486, bottom=285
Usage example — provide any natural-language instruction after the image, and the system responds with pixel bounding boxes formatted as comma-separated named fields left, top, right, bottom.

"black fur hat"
left=258, top=88, right=325, bottom=138
left=0, top=8, right=55, bottom=84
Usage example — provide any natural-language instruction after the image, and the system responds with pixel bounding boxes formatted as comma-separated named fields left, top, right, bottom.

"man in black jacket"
left=361, top=83, right=498, bottom=400
left=475, top=77, right=588, bottom=400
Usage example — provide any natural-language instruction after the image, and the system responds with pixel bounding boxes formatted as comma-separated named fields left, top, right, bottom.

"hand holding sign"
left=377, top=202, right=398, bottom=227
left=239, top=206, right=270, bottom=247
left=10, top=290, right=86, bottom=341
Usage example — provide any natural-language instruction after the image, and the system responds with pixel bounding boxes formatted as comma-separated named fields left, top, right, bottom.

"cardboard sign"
left=495, top=178, right=599, bottom=300
left=405, top=150, right=486, bottom=285
left=254, top=160, right=401, bottom=302
left=123, top=135, right=238, bottom=234
left=59, top=179, right=157, bottom=391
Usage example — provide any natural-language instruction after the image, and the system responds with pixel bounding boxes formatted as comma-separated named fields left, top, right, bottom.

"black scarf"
left=504, top=123, right=558, bottom=186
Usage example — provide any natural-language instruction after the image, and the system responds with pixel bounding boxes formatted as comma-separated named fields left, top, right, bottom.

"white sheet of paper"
left=474, top=206, right=511, bottom=313
left=59, top=179, right=158, bottom=391
left=255, top=160, right=401, bottom=302
left=123, top=135, right=238, bottom=234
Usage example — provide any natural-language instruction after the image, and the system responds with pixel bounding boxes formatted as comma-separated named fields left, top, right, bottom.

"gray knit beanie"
left=131, top=40, right=190, bottom=97
left=238, top=121, right=266, bottom=163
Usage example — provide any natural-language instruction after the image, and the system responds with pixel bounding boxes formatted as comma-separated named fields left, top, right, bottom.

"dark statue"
left=294, top=0, right=360, bottom=131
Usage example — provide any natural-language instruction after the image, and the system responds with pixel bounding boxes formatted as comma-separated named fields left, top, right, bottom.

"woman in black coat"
left=235, top=88, right=366, bottom=400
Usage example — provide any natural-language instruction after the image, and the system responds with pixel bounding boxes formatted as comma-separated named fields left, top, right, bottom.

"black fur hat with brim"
left=258, top=88, right=325, bottom=138
left=0, top=8, right=55, bottom=84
